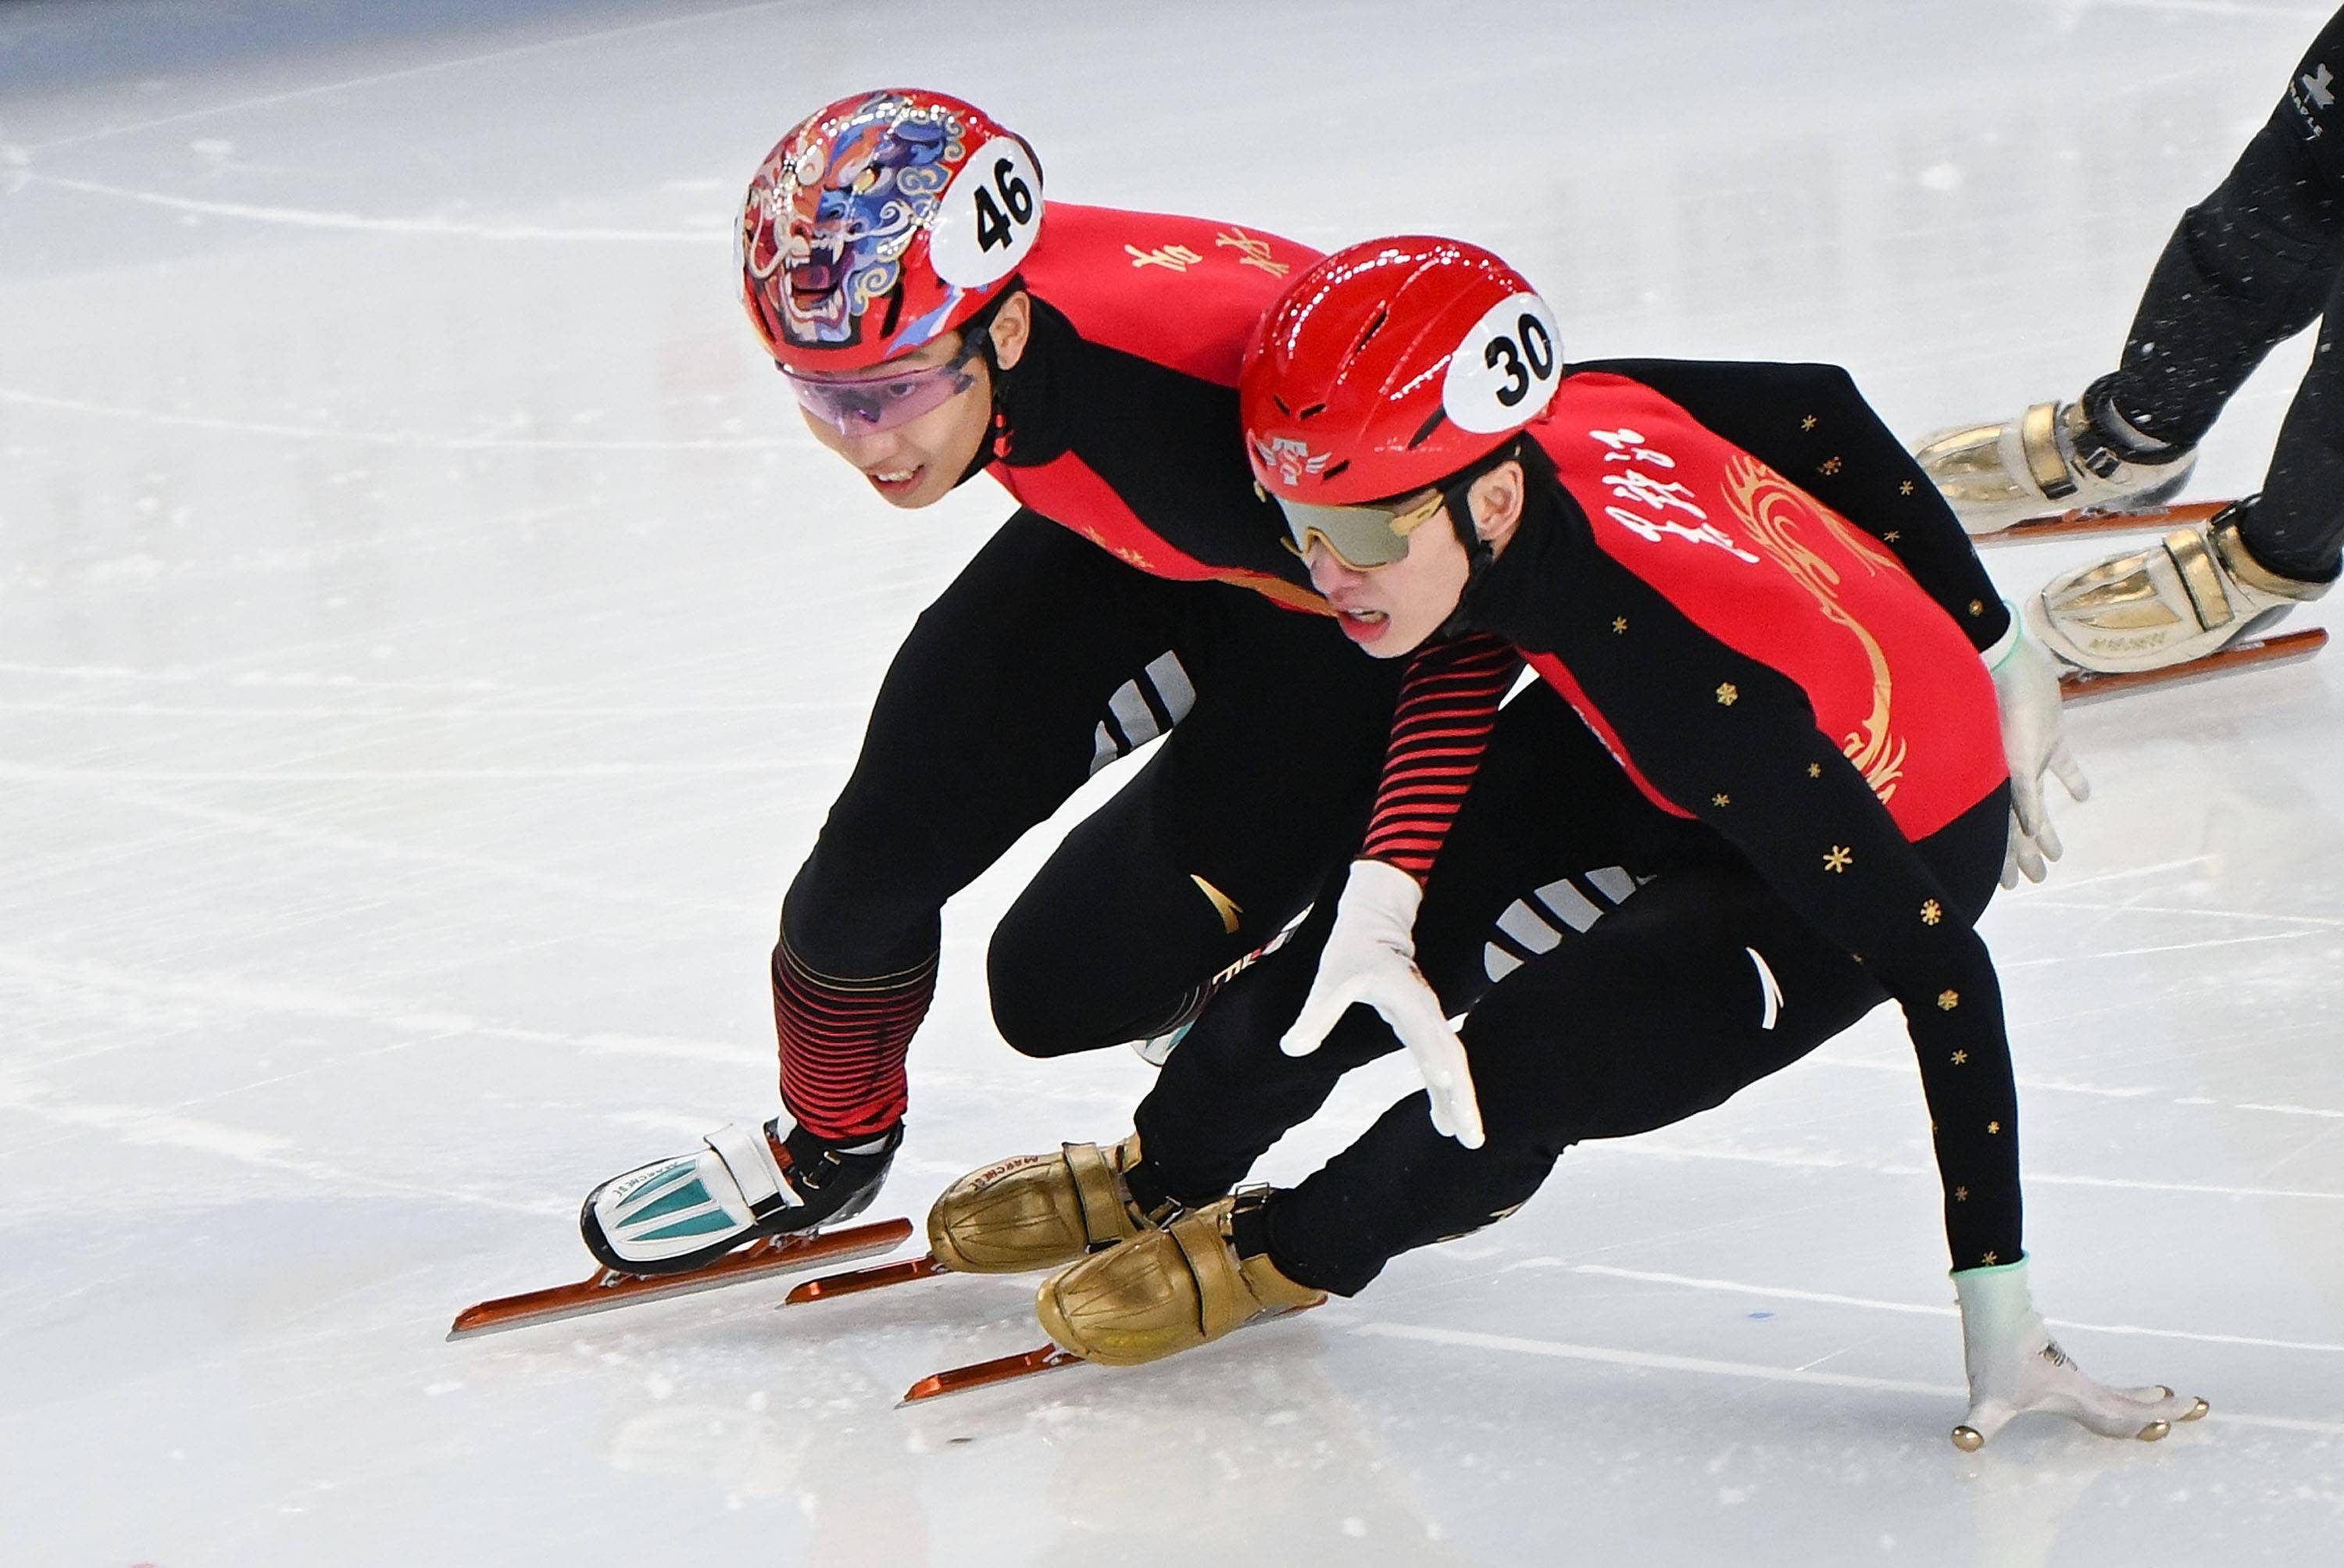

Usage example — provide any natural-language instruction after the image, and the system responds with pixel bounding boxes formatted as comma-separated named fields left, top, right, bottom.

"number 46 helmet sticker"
left=1443, top=292, right=1564, bottom=435
left=927, top=137, right=1045, bottom=288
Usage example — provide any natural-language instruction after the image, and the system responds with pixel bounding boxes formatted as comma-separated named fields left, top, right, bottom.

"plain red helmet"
left=738, top=89, right=1044, bottom=373
left=1242, top=236, right=1564, bottom=512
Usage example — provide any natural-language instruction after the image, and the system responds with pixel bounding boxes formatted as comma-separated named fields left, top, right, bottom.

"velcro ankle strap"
left=1063, top=1141, right=1134, bottom=1245
left=2020, top=403, right=2075, bottom=500
left=705, top=1123, right=799, bottom=1220
left=1169, top=1210, right=1255, bottom=1342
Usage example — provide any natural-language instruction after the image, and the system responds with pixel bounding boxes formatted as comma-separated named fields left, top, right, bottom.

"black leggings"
left=783, top=509, right=1400, bottom=1058
left=1135, top=684, right=2005, bottom=1296
left=2103, top=5, right=2344, bottom=580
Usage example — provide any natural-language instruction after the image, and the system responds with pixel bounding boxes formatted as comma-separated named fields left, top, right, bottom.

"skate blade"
left=899, top=1343, right=1083, bottom=1405
left=784, top=1252, right=951, bottom=1305
left=896, top=1300, right=1322, bottom=1405
left=447, top=1216, right=914, bottom=1340
left=2058, top=627, right=2328, bottom=705
left=1972, top=498, right=2229, bottom=548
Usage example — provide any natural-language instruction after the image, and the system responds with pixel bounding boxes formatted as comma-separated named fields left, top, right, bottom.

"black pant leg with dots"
left=2101, top=5, right=2344, bottom=579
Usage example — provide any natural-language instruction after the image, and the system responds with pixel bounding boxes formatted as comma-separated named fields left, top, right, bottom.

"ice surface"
left=3, top=2, right=2341, bottom=1563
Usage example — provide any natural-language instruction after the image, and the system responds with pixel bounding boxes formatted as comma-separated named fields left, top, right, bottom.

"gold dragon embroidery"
left=1720, top=455, right=1906, bottom=802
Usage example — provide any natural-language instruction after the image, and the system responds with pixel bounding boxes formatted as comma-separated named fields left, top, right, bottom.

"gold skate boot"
left=1034, top=1192, right=1324, bottom=1366
left=1912, top=396, right=2195, bottom=534
left=925, top=1134, right=1173, bottom=1274
left=2030, top=508, right=2331, bottom=673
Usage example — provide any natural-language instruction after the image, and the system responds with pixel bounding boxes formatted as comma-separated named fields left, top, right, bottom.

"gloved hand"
left=1280, top=858, right=1485, bottom=1149
left=1951, top=1257, right=2207, bottom=1448
left=1985, top=608, right=2089, bottom=888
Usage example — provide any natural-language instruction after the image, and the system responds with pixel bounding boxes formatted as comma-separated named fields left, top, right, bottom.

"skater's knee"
left=986, top=930, right=1146, bottom=1058
left=1460, top=985, right=1630, bottom=1150
left=2183, top=133, right=2343, bottom=269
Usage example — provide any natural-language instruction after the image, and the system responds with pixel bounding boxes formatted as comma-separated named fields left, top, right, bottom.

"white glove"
left=1280, top=859, right=1485, bottom=1149
left=1951, top=1258, right=2207, bottom=1449
left=1984, top=608, right=2089, bottom=888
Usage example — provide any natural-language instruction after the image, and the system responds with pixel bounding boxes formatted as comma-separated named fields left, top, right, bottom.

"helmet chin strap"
left=1431, top=447, right=1510, bottom=640
left=952, top=284, right=1024, bottom=489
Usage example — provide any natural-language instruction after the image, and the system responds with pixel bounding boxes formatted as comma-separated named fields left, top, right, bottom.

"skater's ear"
left=1466, top=460, right=1526, bottom=556
left=987, top=290, right=1033, bottom=372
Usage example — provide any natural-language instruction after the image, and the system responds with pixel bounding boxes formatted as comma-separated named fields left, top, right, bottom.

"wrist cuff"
left=1981, top=603, right=2022, bottom=670
left=1346, top=855, right=1427, bottom=916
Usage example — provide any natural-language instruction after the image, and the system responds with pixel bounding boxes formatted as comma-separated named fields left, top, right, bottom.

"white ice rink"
left=5, top=1, right=2343, bottom=1562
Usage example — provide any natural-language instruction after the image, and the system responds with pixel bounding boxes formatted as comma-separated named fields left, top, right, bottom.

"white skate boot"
left=2029, top=506, right=2331, bottom=673
left=580, top=1117, right=900, bottom=1275
left=1912, top=391, right=2196, bottom=534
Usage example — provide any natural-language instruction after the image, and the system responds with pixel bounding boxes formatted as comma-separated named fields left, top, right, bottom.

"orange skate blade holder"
left=1973, top=498, right=2229, bottom=548
left=899, top=1344, right=1083, bottom=1405
left=447, top=1216, right=914, bottom=1340
left=2059, top=627, right=2327, bottom=705
left=784, top=1252, right=950, bottom=1305
left=895, top=1299, right=1324, bottom=1405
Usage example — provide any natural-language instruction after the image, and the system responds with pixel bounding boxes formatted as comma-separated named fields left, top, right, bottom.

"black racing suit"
left=775, top=204, right=1401, bottom=1145
left=1136, top=360, right=2021, bottom=1296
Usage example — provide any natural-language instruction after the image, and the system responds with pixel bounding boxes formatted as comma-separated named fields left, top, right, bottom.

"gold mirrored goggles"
left=1270, top=488, right=1448, bottom=571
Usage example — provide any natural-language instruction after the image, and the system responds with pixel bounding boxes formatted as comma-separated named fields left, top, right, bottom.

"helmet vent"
left=1405, top=408, right=1448, bottom=450
left=1272, top=395, right=1294, bottom=417
left=1352, top=308, right=1389, bottom=358
left=1321, top=459, right=1350, bottom=481
left=1297, top=402, right=1327, bottom=421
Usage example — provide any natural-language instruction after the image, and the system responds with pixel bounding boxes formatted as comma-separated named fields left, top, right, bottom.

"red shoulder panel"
left=995, top=452, right=1332, bottom=615
left=1018, top=203, right=1321, bottom=387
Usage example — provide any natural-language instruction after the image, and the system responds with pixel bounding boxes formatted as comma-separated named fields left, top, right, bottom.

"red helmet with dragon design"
left=738, top=89, right=1044, bottom=373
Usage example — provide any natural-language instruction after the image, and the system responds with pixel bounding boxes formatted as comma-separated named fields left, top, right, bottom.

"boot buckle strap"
left=704, top=1122, right=798, bottom=1216
left=2163, top=527, right=2235, bottom=630
left=2020, top=402, right=2075, bottom=500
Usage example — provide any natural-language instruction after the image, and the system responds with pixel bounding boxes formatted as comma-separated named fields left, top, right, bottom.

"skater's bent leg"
left=1127, top=885, right=1406, bottom=1202
left=990, top=584, right=1398, bottom=1057
left=2103, top=9, right=2344, bottom=445
left=2234, top=252, right=2344, bottom=582
left=1130, top=687, right=1717, bottom=1220
left=775, top=514, right=1186, bottom=1138
left=987, top=766, right=1281, bottom=1059
left=1262, top=865, right=1885, bottom=1296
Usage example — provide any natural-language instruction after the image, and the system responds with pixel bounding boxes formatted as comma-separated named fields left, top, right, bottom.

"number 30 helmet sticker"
left=927, top=137, right=1045, bottom=288
left=1442, top=292, right=1564, bottom=435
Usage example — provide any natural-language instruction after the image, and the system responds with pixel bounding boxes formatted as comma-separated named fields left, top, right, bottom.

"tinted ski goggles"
left=781, top=338, right=984, bottom=436
left=1273, top=486, right=1451, bottom=571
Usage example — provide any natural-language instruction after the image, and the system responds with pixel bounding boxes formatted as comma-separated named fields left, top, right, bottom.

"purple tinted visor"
left=781, top=345, right=981, bottom=437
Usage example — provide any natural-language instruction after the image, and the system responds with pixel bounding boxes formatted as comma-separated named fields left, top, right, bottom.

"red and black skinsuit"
left=1131, top=359, right=2024, bottom=1295
left=774, top=204, right=1402, bottom=1149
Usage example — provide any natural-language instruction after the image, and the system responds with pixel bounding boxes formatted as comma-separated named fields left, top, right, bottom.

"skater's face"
left=792, top=292, right=1031, bottom=509
left=1301, top=462, right=1526, bottom=656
